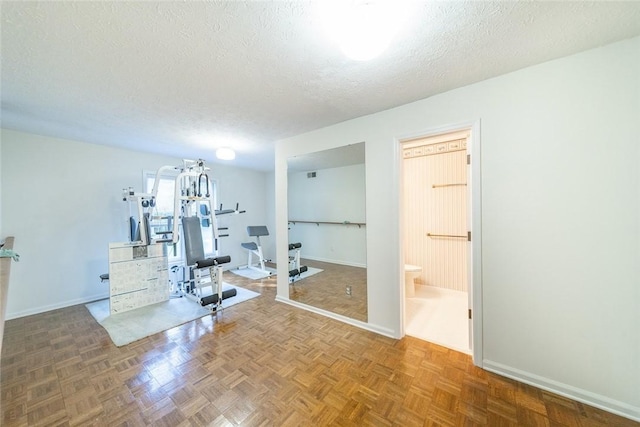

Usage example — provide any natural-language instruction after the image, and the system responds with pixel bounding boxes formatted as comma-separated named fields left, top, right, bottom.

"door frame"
left=396, top=119, right=483, bottom=366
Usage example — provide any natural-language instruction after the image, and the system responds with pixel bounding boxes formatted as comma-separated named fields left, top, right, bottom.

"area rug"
left=86, top=284, right=259, bottom=347
left=289, top=266, right=323, bottom=282
left=230, top=266, right=277, bottom=280
left=230, top=266, right=323, bottom=282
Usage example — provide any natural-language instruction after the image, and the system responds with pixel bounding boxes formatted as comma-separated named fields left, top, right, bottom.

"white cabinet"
left=108, top=242, right=169, bottom=314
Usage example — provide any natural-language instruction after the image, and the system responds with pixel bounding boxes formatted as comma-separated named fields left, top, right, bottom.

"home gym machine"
left=121, top=159, right=241, bottom=311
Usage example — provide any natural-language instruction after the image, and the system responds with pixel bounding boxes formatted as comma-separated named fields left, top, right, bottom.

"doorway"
left=399, top=124, right=481, bottom=361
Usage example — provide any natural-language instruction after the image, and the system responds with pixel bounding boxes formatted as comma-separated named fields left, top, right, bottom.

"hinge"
left=468, top=309, right=472, bottom=319
left=467, top=231, right=471, bottom=241
left=467, top=154, right=470, bottom=165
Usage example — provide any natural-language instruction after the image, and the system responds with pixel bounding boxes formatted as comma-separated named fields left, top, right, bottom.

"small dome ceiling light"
left=216, top=147, right=236, bottom=160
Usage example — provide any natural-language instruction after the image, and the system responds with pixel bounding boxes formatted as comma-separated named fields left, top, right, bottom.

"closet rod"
left=432, top=183, right=467, bottom=188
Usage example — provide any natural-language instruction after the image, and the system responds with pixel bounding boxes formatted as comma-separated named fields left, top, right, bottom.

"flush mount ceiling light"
left=320, top=0, right=408, bottom=61
left=216, top=147, right=236, bottom=160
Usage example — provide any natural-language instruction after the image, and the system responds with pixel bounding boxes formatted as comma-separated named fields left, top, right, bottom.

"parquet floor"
left=2, top=273, right=638, bottom=426
left=288, top=259, right=367, bottom=322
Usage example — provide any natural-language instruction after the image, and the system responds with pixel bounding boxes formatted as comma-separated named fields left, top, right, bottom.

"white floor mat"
left=229, top=266, right=277, bottom=280
left=289, top=266, right=323, bottom=282
left=86, top=284, right=259, bottom=347
left=230, top=265, right=323, bottom=282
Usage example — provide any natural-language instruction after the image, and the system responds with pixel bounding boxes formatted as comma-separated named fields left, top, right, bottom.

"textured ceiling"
left=2, top=1, right=640, bottom=171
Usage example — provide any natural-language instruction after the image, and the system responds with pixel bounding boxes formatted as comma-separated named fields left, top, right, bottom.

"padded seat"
left=241, top=242, right=258, bottom=251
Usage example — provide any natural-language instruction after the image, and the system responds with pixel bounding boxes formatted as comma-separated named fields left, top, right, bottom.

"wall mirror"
left=287, top=142, right=367, bottom=322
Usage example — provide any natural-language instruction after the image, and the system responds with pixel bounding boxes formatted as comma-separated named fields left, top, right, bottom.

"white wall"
left=1, top=129, right=270, bottom=318
left=275, top=37, right=639, bottom=419
left=288, top=164, right=366, bottom=267
left=0, top=136, right=3, bottom=237
left=263, top=171, right=277, bottom=264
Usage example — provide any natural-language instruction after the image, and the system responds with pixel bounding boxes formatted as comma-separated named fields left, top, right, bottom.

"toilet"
left=404, top=264, right=422, bottom=297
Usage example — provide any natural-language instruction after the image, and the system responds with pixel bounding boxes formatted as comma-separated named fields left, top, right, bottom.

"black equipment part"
left=200, top=288, right=237, bottom=306
left=195, top=255, right=231, bottom=268
left=289, top=265, right=308, bottom=278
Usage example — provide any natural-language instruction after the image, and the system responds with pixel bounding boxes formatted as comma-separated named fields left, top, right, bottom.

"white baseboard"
left=483, top=360, right=640, bottom=423
left=6, top=292, right=109, bottom=320
left=275, top=295, right=397, bottom=338
left=301, top=256, right=366, bottom=269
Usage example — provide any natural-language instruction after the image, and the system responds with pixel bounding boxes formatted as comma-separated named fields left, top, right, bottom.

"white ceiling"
left=2, top=1, right=640, bottom=172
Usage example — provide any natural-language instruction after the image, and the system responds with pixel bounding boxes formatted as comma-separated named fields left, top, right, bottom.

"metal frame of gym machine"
left=123, top=159, right=237, bottom=311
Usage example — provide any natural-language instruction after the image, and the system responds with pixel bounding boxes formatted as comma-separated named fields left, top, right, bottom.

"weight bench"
left=241, top=226, right=272, bottom=276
